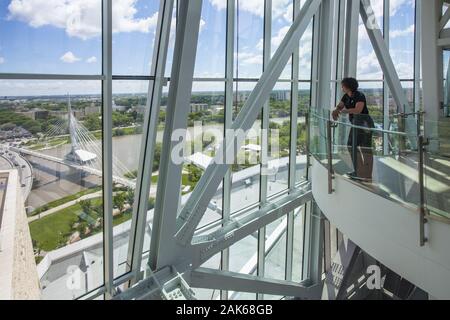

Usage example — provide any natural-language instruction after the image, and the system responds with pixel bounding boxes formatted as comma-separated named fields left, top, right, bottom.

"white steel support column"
left=304, top=0, right=334, bottom=288
left=257, top=0, right=272, bottom=300
left=175, top=0, right=322, bottom=246
left=421, top=0, right=442, bottom=151
left=220, top=0, right=235, bottom=301
left=149, top=0, right=203, bottom=270
left=334, top=0, right=347, bottom=104
left=383, top=0, right=390, bottom=155
left=286, top=0, right=302, bottom=283
left=102, top=0, right=114, bottom=299
left=126, top=0, right=174, bottom=283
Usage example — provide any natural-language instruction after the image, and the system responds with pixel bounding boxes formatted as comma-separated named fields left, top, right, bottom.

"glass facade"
left=0, top=0, right=432, bottom=301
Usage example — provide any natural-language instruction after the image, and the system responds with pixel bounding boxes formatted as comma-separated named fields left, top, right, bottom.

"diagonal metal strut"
left=174, top=0, right=322, bottom=246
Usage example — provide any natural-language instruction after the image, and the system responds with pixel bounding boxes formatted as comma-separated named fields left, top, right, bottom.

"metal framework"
left=0, top=0, right=429, bottom=300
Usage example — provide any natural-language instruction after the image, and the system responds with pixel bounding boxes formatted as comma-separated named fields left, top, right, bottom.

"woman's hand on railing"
left=332, top=109, right=340, bottom=121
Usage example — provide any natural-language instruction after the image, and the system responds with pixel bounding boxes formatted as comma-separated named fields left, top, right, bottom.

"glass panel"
left=296, top=82, right=310, bottom=183
left=389, top=0, right=415, bottom=80
left=272, top=0, right=293, bottom=79
left=292, top=207, right=304, bottom=282
left=330, top=113, right=420, bottom=210
left=195, top=0, right=226, bottom=78
left=112, top=1, right=160, bottom=75
left=185, top=82, right=225, bottom=228
left=357, top=0, right=384, bottom=81
left=0, top=0, right=102, bottom=75
left=268, top=82, right=291, bottom=197
left=234, top=0, right=264, bottom=79
left=264, top=217, right=287, bottom=281
left=423, top=118, right=450, bottom=219
left=299, top=21, right=313, bottom=80
left=0, top=80, right=104, bottom=299
left=228, top=234, right=258, bottom=300
left=231, top=82, right=261, bottom=213
left=111, top=80, right=149, bottom=278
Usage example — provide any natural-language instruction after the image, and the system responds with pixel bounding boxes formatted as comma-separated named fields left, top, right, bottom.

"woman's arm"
left=332, top=101, right=345, bottom=120
left=341, top=101, right=364, bottom=115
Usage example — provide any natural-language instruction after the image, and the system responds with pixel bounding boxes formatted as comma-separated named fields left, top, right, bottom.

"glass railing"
left=309, top=109, right=450, bottom=232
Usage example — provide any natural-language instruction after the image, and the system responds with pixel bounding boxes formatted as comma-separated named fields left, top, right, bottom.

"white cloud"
left=86, top=56, right=97, bottom=63
left=390, top=24, right=415, bottom=38
left=0, top=57, right=5, bottom=64
left=60, top=51, right=80, bottom=63
left=8, top=0, right=159, bottom=40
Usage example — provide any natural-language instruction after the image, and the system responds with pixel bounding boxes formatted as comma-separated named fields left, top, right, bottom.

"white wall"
left=312, top=158, right=450, bottom=299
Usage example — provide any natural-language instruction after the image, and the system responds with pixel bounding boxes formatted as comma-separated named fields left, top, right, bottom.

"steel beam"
left=220, top=0, right=236, bottom=301
left=101, top=0, right=114, bottom=299
left=126, top=0, right=175, bottom=283
left=148, top=0, right=203, bottom=270
left=360, top=0, right=418, bottom=147
left=175, top=0, right=322, bottom=246
left=190, top=268, right=321, bottom=298
left=191, top=187, right=312, bottom=268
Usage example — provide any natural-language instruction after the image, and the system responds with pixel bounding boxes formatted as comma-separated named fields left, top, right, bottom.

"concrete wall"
left=0, top=170, right=40, bottom=300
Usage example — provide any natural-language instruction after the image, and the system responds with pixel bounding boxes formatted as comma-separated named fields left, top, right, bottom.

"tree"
left=80, top=199, right=93, bottom=213
left=113, top=193, right=126, bottom=213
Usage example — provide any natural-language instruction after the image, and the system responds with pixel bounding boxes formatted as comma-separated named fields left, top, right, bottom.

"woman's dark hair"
left=341, top=77, right=359, bottom=92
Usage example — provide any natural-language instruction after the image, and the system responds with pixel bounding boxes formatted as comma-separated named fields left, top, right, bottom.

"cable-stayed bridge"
left=10, top=96, right=136, bottom=189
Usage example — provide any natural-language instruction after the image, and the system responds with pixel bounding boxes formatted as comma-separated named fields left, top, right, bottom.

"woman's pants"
left=347, top=127, right=374, bottom=180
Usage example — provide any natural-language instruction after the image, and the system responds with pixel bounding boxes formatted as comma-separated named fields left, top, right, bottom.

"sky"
left=0, top=0, right=417, bottom=96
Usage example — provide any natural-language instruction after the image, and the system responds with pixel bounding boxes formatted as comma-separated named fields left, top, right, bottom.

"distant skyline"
left=0, top=0, right=416, bottom=96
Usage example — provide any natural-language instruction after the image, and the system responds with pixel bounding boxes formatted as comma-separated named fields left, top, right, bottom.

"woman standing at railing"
left=332, top=77, right=375, bottom=182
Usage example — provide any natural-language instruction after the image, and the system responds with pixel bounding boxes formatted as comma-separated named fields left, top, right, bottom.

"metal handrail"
left=309, top=112, right=445, bottom=246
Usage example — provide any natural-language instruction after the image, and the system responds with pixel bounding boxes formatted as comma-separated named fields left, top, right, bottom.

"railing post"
left=418, top=135, right=429, bottom=247
left=327, top=120, right=334, bottom=194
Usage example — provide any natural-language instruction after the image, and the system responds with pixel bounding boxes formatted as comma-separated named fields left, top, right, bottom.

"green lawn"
left=30, top=196, right=134, bottom=254
left=30, top=203, right=84, bottom=252
left=30, top=186, right=102, bottom=216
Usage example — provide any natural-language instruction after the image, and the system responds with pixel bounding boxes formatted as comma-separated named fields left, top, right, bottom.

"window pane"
left=296, top=82, right=310, bottom=183
left=272, top=0, right=293, bottom=79
left=235, top=0, right=264, bottom=78
left=111, top=80, right=149, bottom=278
left=195, top=0, right=226, bottom=78
left=357, top=0, right=384, bottom=80
left=389, top=0, right=415, bottom=80
left=0, top=80, right=104, bottom=299
left=185, top=82, right=225, bottom=228
left=0, top=1, right=102, bottom=75
left=112, top=1, right=160, bottom=75
left=268, top=82, right=291, bottom=197
left=231, top=82, right=261, bottom=213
